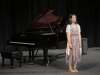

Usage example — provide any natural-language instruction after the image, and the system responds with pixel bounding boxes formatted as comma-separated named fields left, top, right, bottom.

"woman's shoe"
left=68, top=68, right=75, bottom=72
left=73, top=68, right=78, bottom=72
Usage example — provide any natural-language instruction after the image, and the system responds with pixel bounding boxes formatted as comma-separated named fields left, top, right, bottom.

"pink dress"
left=66, top=24, right=81, bottom=64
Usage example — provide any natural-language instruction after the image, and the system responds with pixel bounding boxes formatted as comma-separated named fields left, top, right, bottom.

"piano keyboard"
left=9, top=41, right=35, bottom=45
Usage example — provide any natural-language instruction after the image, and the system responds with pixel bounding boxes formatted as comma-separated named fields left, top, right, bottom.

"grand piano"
left=7, top=8, right=67, bottom=66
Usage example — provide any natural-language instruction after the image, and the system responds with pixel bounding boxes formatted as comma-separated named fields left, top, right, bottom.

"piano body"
left=7, top=8, right=67, bottom=66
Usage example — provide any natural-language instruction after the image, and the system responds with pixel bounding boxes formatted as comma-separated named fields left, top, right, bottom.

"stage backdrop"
left=0, top=0, right=100, bottom=51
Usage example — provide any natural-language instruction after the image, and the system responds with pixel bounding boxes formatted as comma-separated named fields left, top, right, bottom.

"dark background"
left=0, top=0, right=100, bottom=51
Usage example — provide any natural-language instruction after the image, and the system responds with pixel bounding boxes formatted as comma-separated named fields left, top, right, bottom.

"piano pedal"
left=27, top=62, right=34, bottom=65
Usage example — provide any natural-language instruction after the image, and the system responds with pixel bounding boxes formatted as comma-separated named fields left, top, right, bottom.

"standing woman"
left=66, top=14, right=82, bottom=72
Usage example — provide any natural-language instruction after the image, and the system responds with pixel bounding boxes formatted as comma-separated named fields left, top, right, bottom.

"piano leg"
left=29, top=48, right=31, bottom=62
left=43, top=48, right=49, bottom=66
left=2, top=57, right=4, bottom=67
left=10, top=58, right=14, bottom=68
left=28, top=48, right=35, bottom=65
left=19, top=58, right=22, bottom=67
left=32, top=48, right=35, bottom=63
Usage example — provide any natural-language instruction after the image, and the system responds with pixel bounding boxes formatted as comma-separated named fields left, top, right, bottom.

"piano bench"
left=1, top=51, right=23, bottom=68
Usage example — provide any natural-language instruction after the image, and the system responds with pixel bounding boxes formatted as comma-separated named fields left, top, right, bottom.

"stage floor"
left=0, top=47, right=100, bottom=75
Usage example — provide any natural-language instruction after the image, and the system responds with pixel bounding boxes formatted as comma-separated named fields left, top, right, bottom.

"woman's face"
left=71, top=15, right=76, bottom=23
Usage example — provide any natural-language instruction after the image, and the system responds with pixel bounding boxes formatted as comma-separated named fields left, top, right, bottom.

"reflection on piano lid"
left=9, top=41, right=35, bottom=45
left=41, top=33, right=55, bottom=35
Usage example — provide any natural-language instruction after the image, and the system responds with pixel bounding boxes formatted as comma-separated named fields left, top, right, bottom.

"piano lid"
left=22, top=8, right=63, bottom=33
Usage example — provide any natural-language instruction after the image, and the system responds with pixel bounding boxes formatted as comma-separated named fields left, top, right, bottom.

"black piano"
left=7, top=8, right=67, bottom=66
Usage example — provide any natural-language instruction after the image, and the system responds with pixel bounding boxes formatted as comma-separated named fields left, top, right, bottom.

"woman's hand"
left=80, top=43, right=82, bottom=48
left=69, top=43, right=72, bottom=48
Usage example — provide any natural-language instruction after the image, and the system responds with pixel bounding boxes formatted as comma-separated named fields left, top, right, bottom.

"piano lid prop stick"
left=45, top=15, right=55, bottom=34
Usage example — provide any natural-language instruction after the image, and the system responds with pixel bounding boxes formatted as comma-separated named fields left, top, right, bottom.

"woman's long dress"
left=66, top=24, right=81, bottom=64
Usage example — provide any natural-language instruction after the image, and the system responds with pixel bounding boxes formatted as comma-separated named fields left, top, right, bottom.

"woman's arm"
left=66, top=32, right=72, bottom=48
left=79, top=33, right=82, bottom=47
left=66, top=25, right=72, bottom=48
left=78, top=25, right=82, bottom=47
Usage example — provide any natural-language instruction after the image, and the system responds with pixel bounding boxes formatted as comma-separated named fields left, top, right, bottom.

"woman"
left=66, top=14, right=82, bottom=72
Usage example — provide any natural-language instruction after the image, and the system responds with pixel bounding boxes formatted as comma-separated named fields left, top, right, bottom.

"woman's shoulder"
left=66, top=24, right=70, bottom=28
left=67, top=24, right=70, bottom=26
left=77, top=24, right=80, bottom=26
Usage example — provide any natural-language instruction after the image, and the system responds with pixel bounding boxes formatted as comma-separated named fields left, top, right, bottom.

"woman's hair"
left=68, top=14, right=78, bottom=25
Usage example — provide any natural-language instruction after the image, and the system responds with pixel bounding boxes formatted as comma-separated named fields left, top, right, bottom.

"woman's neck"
left=71, top=22, right=76, bottom=25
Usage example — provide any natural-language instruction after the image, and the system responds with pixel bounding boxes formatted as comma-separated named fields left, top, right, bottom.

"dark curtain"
left=0, top=0, right=100, bottom=51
